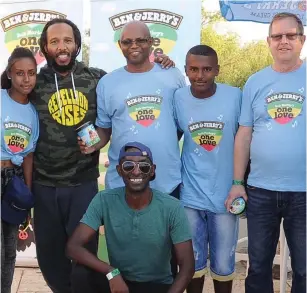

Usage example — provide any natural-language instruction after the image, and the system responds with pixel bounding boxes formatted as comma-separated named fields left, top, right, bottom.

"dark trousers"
left=90, top=271, right=171, bottom=293
left=245, top=186, right=306, bottom=293
left=1, top=167, right=24, bottom=293
left=33, top=181, right=99, bottom=293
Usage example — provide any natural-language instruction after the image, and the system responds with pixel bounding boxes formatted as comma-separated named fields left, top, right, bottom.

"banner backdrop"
left=219, top=0, right=306, bottom=24
left=0, top=0, right=83, bottom=73
left=89, top=0, right=202, bottom=73
left=0, top=0, right=83, bottom=267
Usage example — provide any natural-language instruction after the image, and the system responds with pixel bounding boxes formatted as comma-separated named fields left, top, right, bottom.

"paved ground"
left=12, top=261, right=292, bottom=293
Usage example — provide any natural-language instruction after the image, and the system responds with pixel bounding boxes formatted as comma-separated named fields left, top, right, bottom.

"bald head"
left=120, top=21, right=151, bottom=40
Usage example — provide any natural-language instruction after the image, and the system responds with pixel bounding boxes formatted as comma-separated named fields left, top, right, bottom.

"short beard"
left=47, top=53, right=77, bottom=73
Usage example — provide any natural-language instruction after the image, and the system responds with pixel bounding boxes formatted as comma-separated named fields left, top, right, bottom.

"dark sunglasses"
left=121, top=161, right=152, bottom=174
left=270, top=33, right=303, bottom=41
left=120, top=38, right=151, bottom=47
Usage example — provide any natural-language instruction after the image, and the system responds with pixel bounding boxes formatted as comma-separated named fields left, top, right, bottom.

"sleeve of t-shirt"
left=80, top=192, right=104, bottom=231
left=170, top=203, right=191, bottom=244
left=239, top=79, right=254, bottom=127
left=95, top=78, right=112, bottom=129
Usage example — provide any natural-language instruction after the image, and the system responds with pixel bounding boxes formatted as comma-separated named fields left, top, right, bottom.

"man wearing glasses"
left=67, top=142, right=194, bottom=293
left=226, top=12, right=306, bottom=293
left=80, top=20, right=185, bottom=199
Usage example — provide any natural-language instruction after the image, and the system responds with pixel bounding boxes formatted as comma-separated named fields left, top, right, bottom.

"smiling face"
left=185, top=54, right=219, bottom=94
left=8, top=57, right=36, bottom=96
left=45, top=23, right=78, bottom=72
left=119, top=23, right=153, bottom=66
left=267, top=16, right=305, bottom=65
left=116, top=148, right=156, bottom=193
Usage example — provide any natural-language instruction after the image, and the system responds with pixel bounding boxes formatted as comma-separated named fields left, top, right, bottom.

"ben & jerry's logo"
left=266, top=92, right=305, bottom=124
left=109, top=9, right=183, bottom=61
left=48, top=89, right=89, bottom=126
left=4, top=122, right=31, bottom=153
left=189, top=121, right=224, bottom=152
left=0, top=10, right=66, bottom=65
left=126, top=95, right=162, bottom=127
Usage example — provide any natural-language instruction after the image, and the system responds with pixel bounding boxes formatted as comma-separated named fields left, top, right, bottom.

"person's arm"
left=67, top=223, right=113, bottom=273
left=22, top=152, right=34, bottom=190
left=225, top=80, right=254, bottom=211
left=67, top=223, right=129, bottom=293
left=67, top=193, right=129, bottom=293
left=168, top=240, right=194, bottom=293
left=225, top=126, right=251, bottom=210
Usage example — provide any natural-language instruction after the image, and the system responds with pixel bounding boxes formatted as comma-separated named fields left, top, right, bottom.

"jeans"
left=1, top=166, right=24, bottom=293
left=184, top=207, right=238, bottom=280
left=33, top=181, right=99, bottom=293
left=245, top=186, right=306, bottom=293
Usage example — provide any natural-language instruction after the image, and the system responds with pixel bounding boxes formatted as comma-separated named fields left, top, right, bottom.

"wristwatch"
left=232, top=180, right=244, bottom=186
left=106, top=268, right=120, bottom=280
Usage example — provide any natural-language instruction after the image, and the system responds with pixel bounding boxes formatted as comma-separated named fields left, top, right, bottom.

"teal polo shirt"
left=80, top=187, right=191, bottom=284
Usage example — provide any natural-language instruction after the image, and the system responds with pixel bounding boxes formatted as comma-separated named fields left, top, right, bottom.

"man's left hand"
left=154, top=54, right=175, bottom=69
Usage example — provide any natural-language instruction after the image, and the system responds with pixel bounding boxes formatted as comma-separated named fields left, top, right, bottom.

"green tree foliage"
left=201, top=12, right=273, bottom=89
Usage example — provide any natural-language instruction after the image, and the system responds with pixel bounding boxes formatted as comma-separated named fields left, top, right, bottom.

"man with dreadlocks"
left=31, top=18, right=175, bottom=293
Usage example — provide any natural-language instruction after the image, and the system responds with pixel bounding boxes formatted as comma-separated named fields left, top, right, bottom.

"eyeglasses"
left=120, top=38, right=151, bottom=47
left=122, top=161, right=152, bottom=174
left=270, top=33, right=303, bottom=41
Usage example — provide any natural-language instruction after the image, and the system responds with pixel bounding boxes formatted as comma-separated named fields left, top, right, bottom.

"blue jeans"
left=184, top=207, right=239, bottom=280
left=245, top=186, right=306, bottom=293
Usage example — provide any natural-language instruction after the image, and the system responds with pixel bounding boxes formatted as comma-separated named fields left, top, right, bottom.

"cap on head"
left=118, top=142, right=153, bottom=163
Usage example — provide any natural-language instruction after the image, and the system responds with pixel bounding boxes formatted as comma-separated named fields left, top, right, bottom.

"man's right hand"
left=225, top=185, right=248, bottom=212
left=109, top=275, right=129, bottom=293
left=77, top=137, right=96, bottom=155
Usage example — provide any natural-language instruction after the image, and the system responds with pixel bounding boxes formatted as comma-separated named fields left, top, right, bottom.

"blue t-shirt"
left=96, top=64, right=186, bottom=193
left=239, top=63, right=306, bottom=192
left=1, top=89, right=39, bottom=166
left=174, top=84, right=242, bottom=213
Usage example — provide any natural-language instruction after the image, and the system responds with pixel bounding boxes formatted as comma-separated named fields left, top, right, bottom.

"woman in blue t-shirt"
left=1, top=47, right=39, bottom=293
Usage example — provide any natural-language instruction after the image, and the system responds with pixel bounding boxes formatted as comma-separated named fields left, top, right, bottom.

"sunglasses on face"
left=120, top=38, right=151, bottom=47
left=121, top=161, right=152, bottom=174
left=270, top=33, right=303, bottom=41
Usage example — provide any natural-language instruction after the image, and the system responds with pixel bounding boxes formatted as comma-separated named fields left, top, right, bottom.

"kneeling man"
left=67, top=142, right=194, bottom=293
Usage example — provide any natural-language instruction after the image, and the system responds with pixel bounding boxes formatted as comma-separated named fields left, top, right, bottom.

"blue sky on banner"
left=219, top=1, right=306, bottom=24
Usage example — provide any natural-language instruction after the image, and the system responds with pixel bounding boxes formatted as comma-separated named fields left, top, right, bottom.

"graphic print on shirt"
left=189, top=121, right=224, bottom=152
left=266, top=92, right=305, bottom=125
left=3, top=121, right=31, bottom=153
left=126, top=95, right=163, bottom=127
left=48, top=89, right=89, bottom=126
